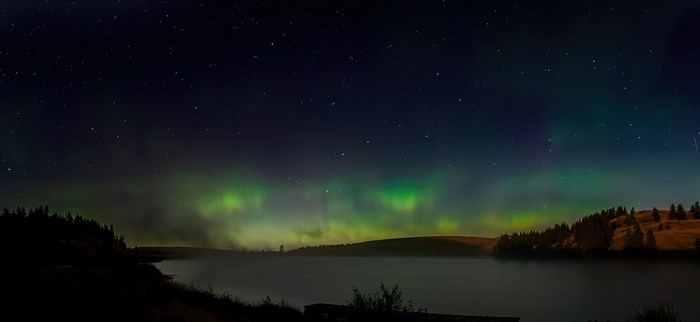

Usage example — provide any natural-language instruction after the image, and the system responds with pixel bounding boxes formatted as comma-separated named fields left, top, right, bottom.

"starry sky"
left=1, top=1, right=699, bottom=249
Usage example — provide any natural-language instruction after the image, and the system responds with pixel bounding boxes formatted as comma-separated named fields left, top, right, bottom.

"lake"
left=155, top=256, right=700, bottom=322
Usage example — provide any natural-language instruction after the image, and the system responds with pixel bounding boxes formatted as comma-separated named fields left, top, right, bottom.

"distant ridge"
left=288, top=236, right=496, bottom=257
left=137, top=246, right=245, bottom=260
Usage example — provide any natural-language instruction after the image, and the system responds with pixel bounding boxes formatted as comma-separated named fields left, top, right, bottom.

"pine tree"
left=626, top=208, right=636, bottom=225
left=624, top=223, right=644, bottom=250
left=669, top=203, right=677, bottom=220
left=658, top=222, right=663, bottom=231
left=645, top=228, right=657, bottom=249
left=693, top=201, right=700, bottom=219
left=616, top=206, right=625, bottom=217
left=677, top=204, right=686, bottom=220
left=652, top=207, right=661, bottom=222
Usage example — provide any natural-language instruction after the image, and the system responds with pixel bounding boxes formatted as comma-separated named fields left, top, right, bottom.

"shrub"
left=348, top=282, right=418, bottom=313
left=625, top=304, right=680, bottom=322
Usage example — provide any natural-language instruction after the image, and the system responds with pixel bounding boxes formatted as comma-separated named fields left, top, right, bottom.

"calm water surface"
left=156, top=256, right=700, bottom=322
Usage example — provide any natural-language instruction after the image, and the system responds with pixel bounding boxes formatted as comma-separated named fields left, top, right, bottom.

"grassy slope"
left=610, top=210, right=700, bottom=251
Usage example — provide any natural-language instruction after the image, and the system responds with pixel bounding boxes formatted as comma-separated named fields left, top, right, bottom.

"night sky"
left=2, top=1, right=699, bottom=249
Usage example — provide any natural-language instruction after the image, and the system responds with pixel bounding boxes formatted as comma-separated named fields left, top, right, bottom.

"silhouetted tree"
left=645, top=228, right=657, bottom=249
left=658, top=222, right=663, bottom=231
left=625, top=210, right=637, bottom=225
left=676, top=204, right=686, bottom=220
left=652, top=207, right=661, bottom=222
left=0, top=206, right=127, bottom=259
left=692, top=201, right=700, bottom=219
left=616, top=206, right=628, bottom=217
left=669, top=203, right=677, bottom=220
left=571, top=210, right=615, bottom=251
left=668, top=203, right=687, bottom=220
left=624, top=223, right=644, bottom=250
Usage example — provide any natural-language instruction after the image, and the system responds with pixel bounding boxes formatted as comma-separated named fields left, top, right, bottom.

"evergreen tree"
left=624, top=223, right=644, bottom=250
left=658, top=222, right=663, bottom=231
left=693, top=201, right=700, bottom=219
left=652, top=207, right=661, bottom=222
left=645, top=228, right=657, bottom=249
left=616, top=206, right=625, bottom=217
left=669, top=203, right=677, bottom=220
left=677, top=204, right=686, bottom=220
left=627, top=208, right=636, bottom=225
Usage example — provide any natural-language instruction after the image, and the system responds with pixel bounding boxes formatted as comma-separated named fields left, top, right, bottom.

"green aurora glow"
left=1, top=1, right=700, bottom=249
left=7, top=159, right=698, bottom=249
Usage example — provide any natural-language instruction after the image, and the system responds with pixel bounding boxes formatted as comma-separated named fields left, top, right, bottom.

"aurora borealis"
left=1, top=1, right=700, bottom=249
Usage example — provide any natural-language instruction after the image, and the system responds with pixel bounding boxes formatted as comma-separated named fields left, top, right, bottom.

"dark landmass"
left=137, top=246, right=247, bottom=261
left=139, top=236, right=496, bottom=259
left=0, top=206, right=303, bottom=322
left=288, top=236, right=495, bottom=257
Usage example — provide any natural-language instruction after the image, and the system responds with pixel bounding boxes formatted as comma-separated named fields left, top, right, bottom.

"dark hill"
left=137, top=246, right=245, bottom=260
left=289, top=236, right=495, bottom=256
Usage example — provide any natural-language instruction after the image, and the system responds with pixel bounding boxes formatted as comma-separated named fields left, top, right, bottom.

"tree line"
left=0, top=206, right=127, bottom=262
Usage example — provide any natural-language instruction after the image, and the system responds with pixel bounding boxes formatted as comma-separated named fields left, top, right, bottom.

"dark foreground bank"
left=0, top=206, right=303, bottom=322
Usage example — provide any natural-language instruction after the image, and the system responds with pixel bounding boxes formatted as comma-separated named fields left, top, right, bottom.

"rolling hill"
left=610, top=210, right=700, bottom=251
left=496, top=205, right=700, bottom=258
left=288, top=236, right=496, bottom=257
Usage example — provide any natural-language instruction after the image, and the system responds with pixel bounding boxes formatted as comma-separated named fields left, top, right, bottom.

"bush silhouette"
left=589, top=304, right=682, bottom=322
left=348, top=282, right=418, bottom=314
left=625, top=304, right=681, bottom=322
